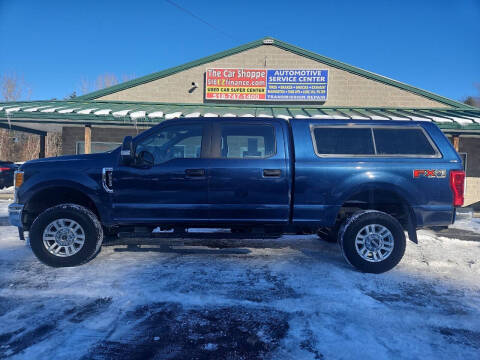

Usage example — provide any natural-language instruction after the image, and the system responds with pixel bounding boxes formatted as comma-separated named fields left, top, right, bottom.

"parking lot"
left=0, top=200, right=479, bottom=359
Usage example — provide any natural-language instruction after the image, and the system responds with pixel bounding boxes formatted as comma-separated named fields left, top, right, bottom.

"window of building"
left=220, top=123, right=275, bottom=159
left=373, top=128, right=437, bottom=156
left=312, top=127, right=375, bottom=155
left=76, top=141, right=121, bottom=154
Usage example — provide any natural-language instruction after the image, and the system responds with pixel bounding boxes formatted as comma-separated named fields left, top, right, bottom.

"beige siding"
left=458, top=137, right=480, bottom=207
left=465, top=177, right=480, bottom=207
left=97, top=45, right=447, bottom=108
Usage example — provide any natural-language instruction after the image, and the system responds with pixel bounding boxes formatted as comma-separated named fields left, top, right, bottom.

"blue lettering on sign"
left=266, top=69, right=328, bottom=101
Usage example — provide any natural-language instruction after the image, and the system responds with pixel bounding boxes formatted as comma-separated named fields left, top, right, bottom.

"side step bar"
left=105, top=231, right=283, bottom=246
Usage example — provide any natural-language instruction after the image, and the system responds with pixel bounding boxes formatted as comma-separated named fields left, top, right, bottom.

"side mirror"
left=121, top=136, right=134, bottom=165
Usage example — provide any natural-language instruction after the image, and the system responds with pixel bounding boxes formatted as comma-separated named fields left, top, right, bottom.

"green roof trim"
left=1, top=99, right=480, bottom=130
left=76, top=37, right=473, bottom=109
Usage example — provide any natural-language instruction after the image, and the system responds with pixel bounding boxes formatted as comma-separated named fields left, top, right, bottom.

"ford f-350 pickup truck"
left=8, top=118, right=465, bottom=273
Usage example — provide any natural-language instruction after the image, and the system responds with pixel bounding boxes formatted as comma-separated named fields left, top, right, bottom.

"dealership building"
left=1, top=37, right=480, bottom=207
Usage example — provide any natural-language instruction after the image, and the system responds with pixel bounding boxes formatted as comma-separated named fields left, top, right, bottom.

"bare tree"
left=95, top=73, right=118, bottom=90
left=121, top=74, right=135, bottom=83
left=0, top=73, right=63, bottom=161
left=20, top=134, right=40, bottom=161
left=80, top=77, right=90, bottom=95
left=0, top=72, right=31, bottom=102
left=463, top=83, right=480, bottom=108
left=0, top=73, right=29, bottom=160
left=0, top=129, right=13, bottom=161
left=46, top=133, right=62, bottom=157
left=79, top=73, right=136, bottom=94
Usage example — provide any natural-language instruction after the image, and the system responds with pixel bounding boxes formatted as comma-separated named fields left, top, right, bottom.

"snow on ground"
left=0, top=201, right=8, bottom=218
left=451, top=216, right=480, bottom=233
left=0, top=200, right=479, bottom=359
left=0, top=186, right=14, bottom=194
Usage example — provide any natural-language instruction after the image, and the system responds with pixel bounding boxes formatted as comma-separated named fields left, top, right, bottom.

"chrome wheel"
left=42, top=218, right=85, bottom=257
left=354, top=224, right=394, bottom=263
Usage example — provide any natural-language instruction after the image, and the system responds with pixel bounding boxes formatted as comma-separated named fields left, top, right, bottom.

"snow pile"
left=451, top=217, right=480, bottom=233
left=0, top=186, right=14, bottom=194
left=0, top=200, right=10, bottom=217
left=0, top=201, right=479, bottom=359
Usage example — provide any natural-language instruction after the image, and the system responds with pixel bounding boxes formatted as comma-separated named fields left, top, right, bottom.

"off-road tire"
left=339, top=210, right=406, bottom=274
left=30, top=204, right=103, bottom=267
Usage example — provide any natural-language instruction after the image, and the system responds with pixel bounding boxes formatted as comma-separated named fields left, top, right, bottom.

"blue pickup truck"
left=8, top=118, right=465, bottom=273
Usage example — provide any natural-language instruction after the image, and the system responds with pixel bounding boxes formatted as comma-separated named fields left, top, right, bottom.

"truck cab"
left=8, top=117, right=465, bottom=273
left=111, top=118, right=291, bottom=225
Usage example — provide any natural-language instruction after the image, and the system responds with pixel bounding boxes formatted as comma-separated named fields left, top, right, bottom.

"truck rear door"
left=207, top=118, right=291, bottom=223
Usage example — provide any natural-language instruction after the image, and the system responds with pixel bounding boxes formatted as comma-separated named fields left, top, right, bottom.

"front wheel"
left=339, top=210, right=406, bottom=274
left=29, top=204, right=103, bottom=267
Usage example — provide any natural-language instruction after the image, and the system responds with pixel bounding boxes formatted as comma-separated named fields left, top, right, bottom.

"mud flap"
left=405, top=205, right=418, bottom=244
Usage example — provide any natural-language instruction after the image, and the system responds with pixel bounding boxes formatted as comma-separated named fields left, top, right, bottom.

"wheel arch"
left=335, top=185, right=417, bottom=243
left=24, top=186, right=101, bottom=229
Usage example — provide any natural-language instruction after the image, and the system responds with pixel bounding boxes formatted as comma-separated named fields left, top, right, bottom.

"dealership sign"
left=205, top=68, right=328, bottom=101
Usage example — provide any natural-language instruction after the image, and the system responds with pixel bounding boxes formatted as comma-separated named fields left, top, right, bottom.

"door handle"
left=263, top=169, right=281, bottom=177
left=185, top=168, right=205, bottom=177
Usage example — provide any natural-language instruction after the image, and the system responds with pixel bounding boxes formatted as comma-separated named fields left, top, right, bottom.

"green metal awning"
left=1, top=100, right=480, bottom=131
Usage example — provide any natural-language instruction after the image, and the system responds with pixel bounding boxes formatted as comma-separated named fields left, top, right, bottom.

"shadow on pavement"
left=113, top=246, right=251, bottom=255
left=430, top=228, right=480, bottom=242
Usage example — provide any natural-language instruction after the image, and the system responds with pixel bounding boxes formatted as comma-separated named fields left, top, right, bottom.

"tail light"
left=449, top=170, right=465, bottom=207
left=0, top=167, right=11, bottom=172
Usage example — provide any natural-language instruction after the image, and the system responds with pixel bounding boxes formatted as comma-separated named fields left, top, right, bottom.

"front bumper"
left=8, top=203, right=24, bottom=227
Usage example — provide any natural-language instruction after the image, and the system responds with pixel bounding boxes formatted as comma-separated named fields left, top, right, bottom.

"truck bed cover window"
left=312, top=127, right=375, bottom=155
left=311, top=125, right=439, bottom=157
left=373, top=128, right=436, bottom=155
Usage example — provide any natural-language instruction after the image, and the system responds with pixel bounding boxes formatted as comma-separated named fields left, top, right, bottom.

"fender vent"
left=102, top=167, right=113, bottom=193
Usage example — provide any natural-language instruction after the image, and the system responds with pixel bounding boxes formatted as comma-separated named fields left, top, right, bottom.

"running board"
left=105, top=231, right=282, bottom=246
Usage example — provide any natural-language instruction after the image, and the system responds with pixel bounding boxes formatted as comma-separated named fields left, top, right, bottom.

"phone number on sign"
left=207, top=93, right=264, bottom=100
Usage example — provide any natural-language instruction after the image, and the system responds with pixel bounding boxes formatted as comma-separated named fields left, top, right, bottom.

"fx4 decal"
left=413, top=169, right=446, bottom=178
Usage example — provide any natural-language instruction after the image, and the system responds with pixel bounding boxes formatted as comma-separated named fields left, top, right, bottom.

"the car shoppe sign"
left=205, top=68, right=328, bottom=101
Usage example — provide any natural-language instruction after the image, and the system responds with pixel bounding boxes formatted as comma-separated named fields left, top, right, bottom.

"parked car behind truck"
left=8, top=118, right=465, bottom=273
left=0, top=161, right=17, bottom=189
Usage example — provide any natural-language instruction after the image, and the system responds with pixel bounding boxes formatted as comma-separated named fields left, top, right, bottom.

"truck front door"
left=208, top=119, right=290, bottom=224
left=111, top=120, right=210, bottom=224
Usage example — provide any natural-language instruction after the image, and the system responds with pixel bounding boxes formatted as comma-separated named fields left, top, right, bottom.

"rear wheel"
left=339, top=210, right=406, bottom=273
left=29, top=204, right=103, bottom=267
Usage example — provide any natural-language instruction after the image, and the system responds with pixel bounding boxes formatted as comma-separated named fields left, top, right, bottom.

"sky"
left=0, top=0, right=479, bottom=102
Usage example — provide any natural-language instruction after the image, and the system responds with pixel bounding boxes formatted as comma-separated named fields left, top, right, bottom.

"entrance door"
left=112, top=120, right=210, bottom=224
left=208, top=119, right=290, bottom=223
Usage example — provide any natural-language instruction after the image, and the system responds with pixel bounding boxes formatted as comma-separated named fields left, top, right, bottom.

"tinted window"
left=136, top=124, right=203, bottom=164
left=313, top=127, right=375, bottom=155
left=220, top=124, right=275, bottom=159
left=374, top=128, right=436, bottom=155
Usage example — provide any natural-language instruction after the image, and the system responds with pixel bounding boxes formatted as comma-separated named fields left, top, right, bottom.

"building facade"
left=1, top=38, right=479, bottom=206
